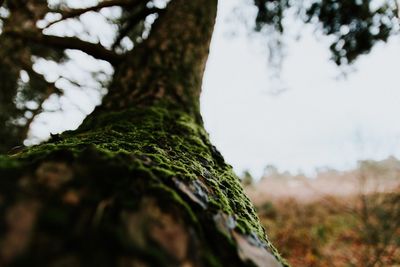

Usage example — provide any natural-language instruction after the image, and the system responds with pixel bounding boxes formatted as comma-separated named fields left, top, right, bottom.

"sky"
left=28, top=0, right=400, bottom=178
left=202, top=0, right=400, bottom=177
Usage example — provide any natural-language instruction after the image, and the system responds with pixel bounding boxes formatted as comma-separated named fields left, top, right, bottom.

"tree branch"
left=112, top=7, right=162, bottom=49
left=45, top=0, right=146, bottom=28
left=5, top=30, right=122, bottom=65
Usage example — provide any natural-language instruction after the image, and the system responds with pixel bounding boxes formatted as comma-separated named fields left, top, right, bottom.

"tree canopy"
left=253, top=0, right=399, bottom=64
left=0, top=0, right=398, bottom=153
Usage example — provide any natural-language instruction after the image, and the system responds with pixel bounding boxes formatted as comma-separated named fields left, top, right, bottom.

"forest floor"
left=244, top=157, right=400, bottom=267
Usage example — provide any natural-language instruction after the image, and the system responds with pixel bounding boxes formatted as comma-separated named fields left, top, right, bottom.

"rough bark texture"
left=0, top=0, right=288, bottom=266
left=102, top=0, right=216, bottom=116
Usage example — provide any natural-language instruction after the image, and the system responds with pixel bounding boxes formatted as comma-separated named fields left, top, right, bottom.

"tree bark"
left=0, top=0, right=288, bottom=266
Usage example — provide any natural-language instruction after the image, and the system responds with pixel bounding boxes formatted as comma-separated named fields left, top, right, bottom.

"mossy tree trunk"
left=0, top=0, right=287, bottom=266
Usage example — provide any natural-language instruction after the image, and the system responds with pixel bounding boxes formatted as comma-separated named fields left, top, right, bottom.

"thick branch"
left=46, top=0, right=145, bottom=28
left=5, top=30, right=122, bottom=65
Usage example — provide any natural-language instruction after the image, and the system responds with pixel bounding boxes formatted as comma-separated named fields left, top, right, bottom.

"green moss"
left=0, top=155, right=20, bottom=169
left=1, top=102, right=286, bottom=265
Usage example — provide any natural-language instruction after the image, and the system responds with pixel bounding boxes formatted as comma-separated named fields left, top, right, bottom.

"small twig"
left=112, top=7, right=162, bottom=49
left=18, top=64, right=62, bottom=140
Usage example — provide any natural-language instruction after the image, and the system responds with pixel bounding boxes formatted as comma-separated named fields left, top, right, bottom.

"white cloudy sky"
left=202, top=0, right=400, bottom=177
left=29, top=0, right=400, bottom=178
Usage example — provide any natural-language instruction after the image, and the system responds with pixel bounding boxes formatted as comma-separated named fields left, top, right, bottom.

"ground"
left=245, top=158, right=400, bottom=266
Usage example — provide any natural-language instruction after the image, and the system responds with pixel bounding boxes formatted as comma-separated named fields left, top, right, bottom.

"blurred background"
left=205, top=3, right=400, bottom=265
left=203, top=0, right=400, bottom=178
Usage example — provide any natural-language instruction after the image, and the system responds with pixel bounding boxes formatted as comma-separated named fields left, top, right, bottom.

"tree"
left=0, top=0, right=398, bottom=266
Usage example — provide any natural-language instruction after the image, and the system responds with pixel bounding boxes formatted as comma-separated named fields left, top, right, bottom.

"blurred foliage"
left=253, top=0, right=399, bottom=65
left=248, top=157, right=400, bottom=266
left=0, top=0, right=65, bottom=153
left=0, top=0, right=154, bottom=153
left=256, top=194, right=400, bottom=266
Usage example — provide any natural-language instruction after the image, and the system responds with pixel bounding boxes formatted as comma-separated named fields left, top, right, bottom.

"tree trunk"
left=0, top=0, right=288, bottom=266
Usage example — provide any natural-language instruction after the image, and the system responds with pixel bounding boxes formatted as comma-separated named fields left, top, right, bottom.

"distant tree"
left=0, top=0, right=398, bottom=266
left=242, top=170, right=254, bottom=186
left=263, top=165, right=279, bottom=178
